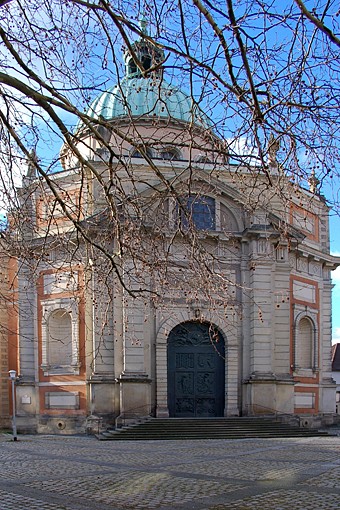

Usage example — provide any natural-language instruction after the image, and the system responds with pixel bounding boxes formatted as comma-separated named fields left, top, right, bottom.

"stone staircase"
left=96, top=417, right=329, bottom=441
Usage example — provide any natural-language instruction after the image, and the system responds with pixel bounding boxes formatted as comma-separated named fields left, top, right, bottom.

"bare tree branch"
left=294, top=0, right=340, bottom=48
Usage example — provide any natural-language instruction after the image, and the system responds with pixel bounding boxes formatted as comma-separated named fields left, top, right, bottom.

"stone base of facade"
left=16, top=415, right=39, bottom=434
left=0, top=416, right=11, bottom=429
left=320, top=380, right=337, bottom=414
left=88, top=376, right=119, bottom=416
left=117, top=374, right=153, bottom=423
left=37, top=415, right=87, bottom=435
left=243, top=374, right=295, bottom=416
left=156, top=405, right=169, bottom=418
left=14, top=410, right=340, bottom=436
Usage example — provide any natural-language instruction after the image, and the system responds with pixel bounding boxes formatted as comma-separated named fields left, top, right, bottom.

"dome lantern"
left=83, top=17, right=211, bottom=130
left=124, top=17, right=164, bottom=79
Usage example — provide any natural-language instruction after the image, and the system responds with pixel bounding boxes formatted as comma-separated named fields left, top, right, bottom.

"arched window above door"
left=178, top=195, right=216, bottom=231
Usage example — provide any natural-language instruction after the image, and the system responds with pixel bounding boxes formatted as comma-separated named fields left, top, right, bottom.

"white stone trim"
left=155, top=308, right=240, bottom=417
left=39, top=381, right=85, bottom=387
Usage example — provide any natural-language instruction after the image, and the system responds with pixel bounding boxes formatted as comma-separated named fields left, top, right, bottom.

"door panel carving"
left=175, top=372, right=194, bottom=394
left=168, top=322, right=225, bottom=417
left=176, top=353, right=194, bottom=369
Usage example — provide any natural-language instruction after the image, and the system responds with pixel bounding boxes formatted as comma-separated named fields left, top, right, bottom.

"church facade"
left=9, top=29, right=339, bottom=434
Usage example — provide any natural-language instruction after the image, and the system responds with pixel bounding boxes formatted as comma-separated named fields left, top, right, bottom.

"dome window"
left=160, top=148, right=181, bottom=161
left=142, top=54, right=152, bottom=71
left=128, top=59, right=138, bottom=76
left=131, top=147, right=153, bottom=159
left=195, top=155, right=212, bottom=164
left=127, top=53, right=152, bottom=77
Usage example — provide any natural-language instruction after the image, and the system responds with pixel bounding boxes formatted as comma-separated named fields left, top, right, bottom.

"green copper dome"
left=86, top=77, right=210, bottom=128
left=83, top=19, right=210, bottom=129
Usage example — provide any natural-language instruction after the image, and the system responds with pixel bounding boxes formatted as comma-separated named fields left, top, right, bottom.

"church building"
left=9, top=25, right=339, bottom=434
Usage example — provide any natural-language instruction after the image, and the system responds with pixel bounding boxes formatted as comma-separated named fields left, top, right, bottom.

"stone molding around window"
left=40, top=298, right=80, bottom=376
left=293, top=306, right=318, bottom=374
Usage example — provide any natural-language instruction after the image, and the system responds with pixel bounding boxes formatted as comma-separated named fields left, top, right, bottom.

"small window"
left=131, top=147, right=153, bottom=159
left=128, top=59, right=137, bottom=76
left=160, top=148, right=181, bottom=161
left=96, top=125, right=110, bottom=142
left=196, top=155, right=212, bottom=164
left=179, top=195, right=216, bottom=231
left=142, top=55, right=152, bottom=71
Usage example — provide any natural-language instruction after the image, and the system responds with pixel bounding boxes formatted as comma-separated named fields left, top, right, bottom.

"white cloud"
left=331, top=265, right=340, bottom=284
left=332, top=327, right=340, bottom=345
left=226, top=137, right=259, bottom=164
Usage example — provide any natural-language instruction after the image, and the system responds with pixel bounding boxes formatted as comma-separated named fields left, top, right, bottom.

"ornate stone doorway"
left=167, top=322, right=225, bottom=417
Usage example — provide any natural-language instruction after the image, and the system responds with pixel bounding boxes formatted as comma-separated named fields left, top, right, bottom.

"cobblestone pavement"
left=0, top=433, right=339, bottom=509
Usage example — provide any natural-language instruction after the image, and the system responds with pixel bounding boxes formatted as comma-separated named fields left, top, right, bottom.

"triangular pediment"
left=139, top=166, right=245, bottom=205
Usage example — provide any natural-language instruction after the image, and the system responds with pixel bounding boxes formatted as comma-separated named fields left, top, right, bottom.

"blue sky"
left=330, top=213, right=340, bottom=345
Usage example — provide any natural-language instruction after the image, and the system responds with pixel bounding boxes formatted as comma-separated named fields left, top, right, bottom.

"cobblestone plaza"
left=0, top=434, right=339, bottom=509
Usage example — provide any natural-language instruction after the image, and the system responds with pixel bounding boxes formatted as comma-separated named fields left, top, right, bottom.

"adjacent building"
left=332, top=343, right=340, bottom=414
left=0, top=248, right=17, bottom=429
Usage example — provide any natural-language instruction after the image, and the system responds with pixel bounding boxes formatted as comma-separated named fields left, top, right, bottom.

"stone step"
left=96, top=417, right=328, bottom=441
